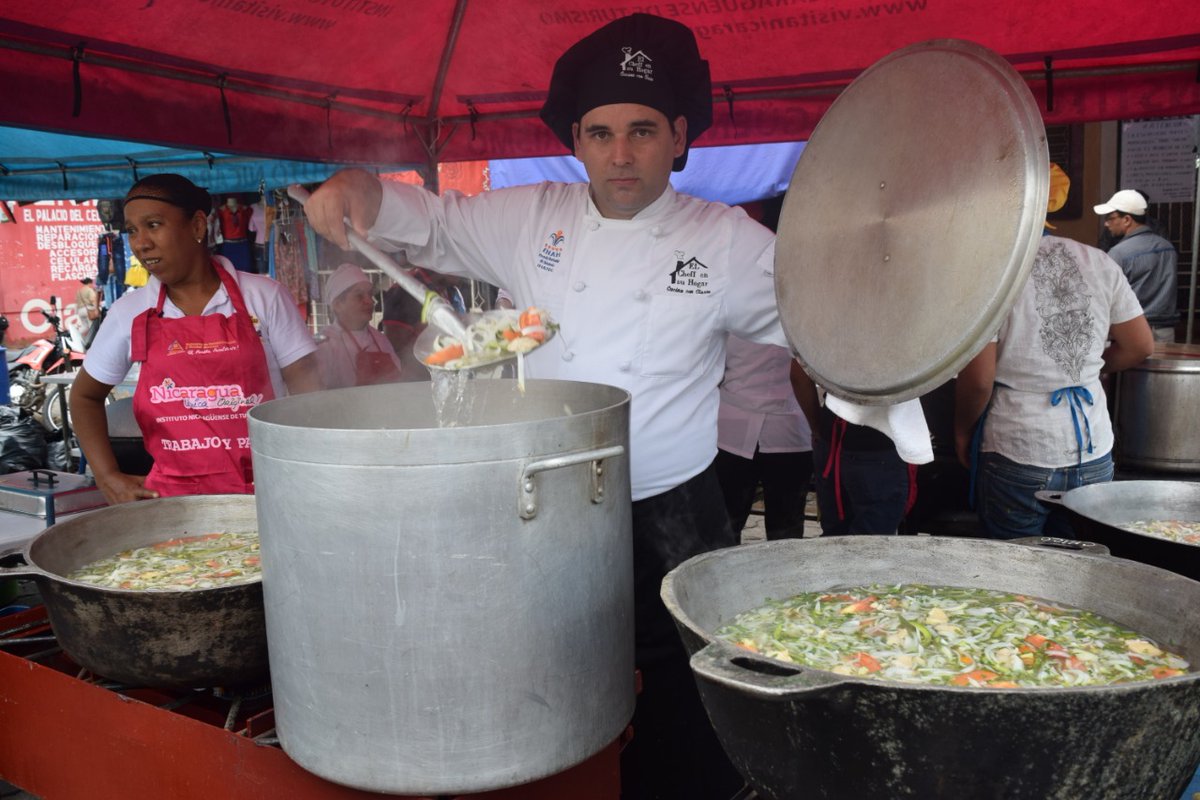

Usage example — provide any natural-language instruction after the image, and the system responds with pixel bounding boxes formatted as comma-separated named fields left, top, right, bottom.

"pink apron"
left=130, top=264, right=275, bottom=496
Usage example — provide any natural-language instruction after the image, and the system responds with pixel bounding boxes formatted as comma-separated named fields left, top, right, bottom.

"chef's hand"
left=304, top=168, right=384, bottom=250
left=95, top=472, right=159, bottom=506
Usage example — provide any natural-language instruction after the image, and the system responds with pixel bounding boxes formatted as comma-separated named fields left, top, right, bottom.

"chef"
left=71, top=173, right=321, bottom=505
left=304, top=13, right=785, bottom=798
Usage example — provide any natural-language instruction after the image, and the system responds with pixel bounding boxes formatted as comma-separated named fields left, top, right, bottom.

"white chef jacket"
left=84, top=257, right=317, bottom=398
left=717, top=336, right=811, bottom=459
left=370, top=181, right=788, bottom=500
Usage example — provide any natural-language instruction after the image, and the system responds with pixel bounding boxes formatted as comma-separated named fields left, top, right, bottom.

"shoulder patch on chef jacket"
left=536, top=229, right=566, bottom=273
left=666, top=253, right=711, bottom=295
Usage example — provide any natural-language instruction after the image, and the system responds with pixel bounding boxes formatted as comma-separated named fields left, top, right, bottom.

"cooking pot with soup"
left=1037, top=480, right=1200, bottom=581
left=249, top=379, right=633, bottom=795
left=662, top=536, right=1200, bottom=799
left=0, top=494, right=266, bottom=688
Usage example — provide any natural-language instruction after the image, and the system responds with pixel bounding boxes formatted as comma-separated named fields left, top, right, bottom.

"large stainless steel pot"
left=248, top=379, right=633, bottom=795
left=0, top=494, right=265, bottom=688
left=662, top=536, right=1200, bottom=800
left=1117, top=343, right=1200, bottom=473
left=1039, top=479, right=1200, bottom=581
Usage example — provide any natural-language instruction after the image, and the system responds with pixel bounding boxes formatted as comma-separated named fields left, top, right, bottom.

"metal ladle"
left=286, top=184, right=470, bottom=344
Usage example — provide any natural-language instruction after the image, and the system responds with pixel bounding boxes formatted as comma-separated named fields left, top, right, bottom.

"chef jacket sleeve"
left=723, top=232, right=790, bottom=349
left=369, top=181, right=530, bottom=290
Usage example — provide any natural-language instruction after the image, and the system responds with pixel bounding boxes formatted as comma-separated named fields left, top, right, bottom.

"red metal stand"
left=0, top=607, right=620, bottom=799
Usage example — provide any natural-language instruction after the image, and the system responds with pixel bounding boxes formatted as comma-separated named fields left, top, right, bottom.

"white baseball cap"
left=1093, top=189, right=1147, bottom=216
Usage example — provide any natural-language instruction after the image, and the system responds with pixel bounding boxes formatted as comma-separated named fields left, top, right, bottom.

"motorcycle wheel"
left=42, top=384, right=67, bottom=432
left=9, top=369, right=43, bottom=416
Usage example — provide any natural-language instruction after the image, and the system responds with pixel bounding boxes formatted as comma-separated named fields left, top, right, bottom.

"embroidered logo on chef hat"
left=619, top=46, right=654, bottom=81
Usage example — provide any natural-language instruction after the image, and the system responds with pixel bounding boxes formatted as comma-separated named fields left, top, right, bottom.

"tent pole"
left=1187, top=145, right=1199, bottom=344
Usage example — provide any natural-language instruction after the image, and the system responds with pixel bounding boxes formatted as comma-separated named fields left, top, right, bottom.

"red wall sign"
left=0, top=200, right=104, bottom=346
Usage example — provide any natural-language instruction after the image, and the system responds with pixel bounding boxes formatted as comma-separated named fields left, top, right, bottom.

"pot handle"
left=1034, top=489, right=1066, bottom=507
left=1009, top=535, right=1110, bottom=558
left=0, top=548, right=45, bottom=580
left=689, top=641, right=844, bottom=698
left=518, top=445, right=626, bottom=520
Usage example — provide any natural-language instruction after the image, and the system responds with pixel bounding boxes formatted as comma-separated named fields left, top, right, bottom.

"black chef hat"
left=540, top=13, right=713, bottom=172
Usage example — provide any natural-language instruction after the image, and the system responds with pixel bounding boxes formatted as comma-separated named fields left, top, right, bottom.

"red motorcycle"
left=7, top=297, right=88, bottom=431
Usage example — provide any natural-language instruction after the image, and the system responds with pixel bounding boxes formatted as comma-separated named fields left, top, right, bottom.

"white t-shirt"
left=982, top=236, right=1143, bottom=467
left=370, top=181, right=787, bottom=500
left=84, top=257, right=317, bottom=397
left=718, top=336, right=811, bottom=459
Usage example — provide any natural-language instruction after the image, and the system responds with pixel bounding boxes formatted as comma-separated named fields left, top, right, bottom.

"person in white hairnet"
left=315, top=263, right=403, bottom=389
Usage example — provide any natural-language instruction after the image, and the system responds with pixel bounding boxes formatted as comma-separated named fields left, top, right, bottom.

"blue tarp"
left=489, top=141, right=806, bottom=205
left=0, top=126, right=406, bottom=201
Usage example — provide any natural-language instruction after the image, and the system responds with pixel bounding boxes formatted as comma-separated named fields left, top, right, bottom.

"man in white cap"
left=1095, top=189, right=1179, bottom=342
left=304, top=13, right=781, bottom=797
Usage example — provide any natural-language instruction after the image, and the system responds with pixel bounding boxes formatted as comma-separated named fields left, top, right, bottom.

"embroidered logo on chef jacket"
left=166, top=340, right=185, bottom=356
left=537, top=230, right=566, bottom=273
left=619, top=47, right=654, bottom=81
left=666, top=255, right=711, bottom=295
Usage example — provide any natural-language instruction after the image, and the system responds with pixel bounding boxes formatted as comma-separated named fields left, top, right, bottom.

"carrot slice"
left=951, top=669, right=1000, bottom=686
left=425, top=343, right=464, bottom=366
left=851, top=652, right=883, bottom=672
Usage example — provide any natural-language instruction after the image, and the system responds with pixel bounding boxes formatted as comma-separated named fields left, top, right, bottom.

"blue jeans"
left=812, top=436, right=910, bottom=535
left=975, top=451, right=1114, bottom=539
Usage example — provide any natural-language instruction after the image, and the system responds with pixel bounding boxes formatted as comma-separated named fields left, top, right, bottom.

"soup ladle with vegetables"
left=288, top=185, right=555, bottom=379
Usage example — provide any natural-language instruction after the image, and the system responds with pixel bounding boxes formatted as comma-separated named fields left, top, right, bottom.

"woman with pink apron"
left=69, top=173, right=320, bottom=505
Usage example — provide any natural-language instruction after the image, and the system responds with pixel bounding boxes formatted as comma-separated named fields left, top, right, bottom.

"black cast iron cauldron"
left=0, top=494, right=266, bottom=688
left=662, top=536, right=1200, bottom=800
left=1037, top=480, right=1200, bottom=581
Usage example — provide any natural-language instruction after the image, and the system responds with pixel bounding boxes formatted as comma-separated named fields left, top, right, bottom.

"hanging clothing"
left=217, top=204, right=254, bottom=240
left=129, top=264, right=274, bottom=496
left=96, top=231, right=127, bottom=303
left=272, top=216, right=310, bottom=309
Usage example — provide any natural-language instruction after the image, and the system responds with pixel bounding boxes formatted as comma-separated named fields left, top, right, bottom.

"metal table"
left=40, top=367, right=140, bottom=472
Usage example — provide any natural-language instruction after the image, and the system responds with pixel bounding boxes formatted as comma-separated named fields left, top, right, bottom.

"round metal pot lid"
left=775, top=38, right=1049, bottom=405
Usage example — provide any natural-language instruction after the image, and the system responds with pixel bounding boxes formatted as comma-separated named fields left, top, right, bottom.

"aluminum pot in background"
left=662, top=536, right=1200, bottom=800
left=0, top=494, right=265, bottom=688
left=1037, top=480, right=1200, bottom=581
left=248, top=379, right=633, bottom=795
left=1117, top=343, right=1200, bottom=473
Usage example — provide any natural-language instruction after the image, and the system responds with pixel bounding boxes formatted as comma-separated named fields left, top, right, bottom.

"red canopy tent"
left=2, top=1, right=1199, bottom=167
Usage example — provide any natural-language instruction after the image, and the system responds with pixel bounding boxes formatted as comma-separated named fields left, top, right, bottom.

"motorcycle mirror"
left=49, top=295, right=57, bottom=307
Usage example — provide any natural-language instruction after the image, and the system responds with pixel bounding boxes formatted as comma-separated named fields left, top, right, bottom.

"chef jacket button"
left=587, top=221, right=600, bottom=231
left=562, top=350, right=575, bottom=362
left=618, top=361, right=632, bottom=372
left=634, top=289, right=647, bottom=301
left=573, top=281, right=587, bottom=292
left=650, top=225, right=663, bottom=237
